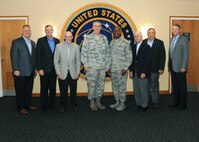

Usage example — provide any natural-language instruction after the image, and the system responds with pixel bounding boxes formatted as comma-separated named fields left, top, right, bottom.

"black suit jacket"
left=10, top=36, right=36, bottom=76
left=129, top=41, right=151, bottom=78
left=143, top=38, right=166, bottom=73
left=36, top=36, right=60, bottom=73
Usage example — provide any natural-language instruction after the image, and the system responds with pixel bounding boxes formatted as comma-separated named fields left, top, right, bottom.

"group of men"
left=10, top=21, right=189, bottom=115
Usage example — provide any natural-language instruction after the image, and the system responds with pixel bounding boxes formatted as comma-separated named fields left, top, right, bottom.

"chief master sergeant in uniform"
left=109, top=26, right=132, bottom=111
left=81, top=21, right=110, bottom=111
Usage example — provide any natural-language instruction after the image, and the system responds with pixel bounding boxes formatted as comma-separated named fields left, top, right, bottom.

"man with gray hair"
left=81, top=21, right=110, bottom=111
left=129, top=31, right=151, bottom=111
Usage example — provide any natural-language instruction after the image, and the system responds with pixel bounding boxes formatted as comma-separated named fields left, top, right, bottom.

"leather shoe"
left=49, top=105, right=55, bottom=109
left=19, top=109, right=29, bottom=115
left=60, top=107, right=65, bottom=113
left=72, top=106, right=79, bottom=112
left=29, top=105, right=38, bottom=110
left=151, top=103, right=159, bottom=108
left=168, top=104, right=179, bottom=108
left=141, top=107, right=148, bottom=112
left=134, top=105, right=141, bottom=109
left=176, top=105, right=187, bottom=110
left=42, top=109, right=48, bottom=113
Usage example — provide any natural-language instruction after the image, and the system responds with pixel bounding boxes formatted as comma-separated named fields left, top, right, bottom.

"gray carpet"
left=0, top=93, right=199, bottom=142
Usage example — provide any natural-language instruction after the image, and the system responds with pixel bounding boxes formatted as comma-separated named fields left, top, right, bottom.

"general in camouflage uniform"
left=109, top=26, right=132, bottom=111
left=81, top=21, right=110, bottom=111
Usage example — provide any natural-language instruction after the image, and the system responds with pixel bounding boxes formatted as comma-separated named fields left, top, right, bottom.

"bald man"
left=129, top=31, right=151, bottom=111
left=109, top=26, right=132, bottom=111
left=54, top=31, right=81, bottom=112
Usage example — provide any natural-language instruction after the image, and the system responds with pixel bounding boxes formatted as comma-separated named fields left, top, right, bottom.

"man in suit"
left=36, top=25, right=60, bottom=113
left=169, top=24, right=190, bottom=109
left=143, top=28, right=166, bottom=108
left=129, top=31, right=151, bottom=111
left=10, top=25, right=37, bottom=115
left=54, top=31, right=81, bottom=113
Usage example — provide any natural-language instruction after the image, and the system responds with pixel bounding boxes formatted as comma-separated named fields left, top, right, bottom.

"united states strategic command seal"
left=61, top=3, right=137, bottom=80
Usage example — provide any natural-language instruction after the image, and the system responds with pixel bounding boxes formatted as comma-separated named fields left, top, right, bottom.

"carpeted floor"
left=0, top=93, right=199, bottom=142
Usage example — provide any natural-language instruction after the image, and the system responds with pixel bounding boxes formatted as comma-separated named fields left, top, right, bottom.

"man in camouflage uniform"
left=81, top=21, right=110, bottom=111
left=109, top=26, right=132, bottom=111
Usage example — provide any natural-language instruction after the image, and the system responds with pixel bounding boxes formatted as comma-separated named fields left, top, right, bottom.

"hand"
left=75, top=73, right=80, bottom=79
left=107, top=70, right=111, bottom=76
left=180, top=68, right=186, bottom=73
left=129, top=71, right=133, bottom=79
left=105, top=68, right=110, bottom=72
left=84, top=67, right=89, bottom=72
left=38, top=70, right=44, bottom=76
left=159, top=69, right=164, bottom=75
left=14, top=70, right=20, bottom=76
left=140, top=73, right=146, bottom=79
left=121, top=69, right=127, bottom=76
left=57, top=74, right=62, bottom=79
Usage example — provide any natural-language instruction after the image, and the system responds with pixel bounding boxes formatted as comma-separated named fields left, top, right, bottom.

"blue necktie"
left=170, top=37, right=176, bottom=54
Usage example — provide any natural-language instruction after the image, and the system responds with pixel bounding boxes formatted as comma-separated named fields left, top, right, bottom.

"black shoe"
left=176, top=105, right=187, bottom=110
left=60, top=107, right=65, bottom=113
left=141, top=107, right=148, bottom=112
left=72, top=105, right=79, bottom=112
left=134, top=105, right=141, bottom=109
left=168, top=104, right=179, bottom=108
left=42, top=108, right=48, bottom=113
left=49, top=105, right=55, bottom=109
left=151, top=102, right=159, bottom=108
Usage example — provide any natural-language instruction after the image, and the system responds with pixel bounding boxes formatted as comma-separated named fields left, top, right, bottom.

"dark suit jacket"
left=36, top=36, right=60, bottom=73
left=10, top=36, right=36, bottom=76
left=169, top=35, right=189, bottom=72
left=129, top=41, right=151, bottom=78
left=143, top=38, right=166, bottom=73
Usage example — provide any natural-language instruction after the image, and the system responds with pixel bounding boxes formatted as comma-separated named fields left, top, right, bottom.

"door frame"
left=169, top=16, right=199, bottom=93
left=0, top=16, right=28, bottom=97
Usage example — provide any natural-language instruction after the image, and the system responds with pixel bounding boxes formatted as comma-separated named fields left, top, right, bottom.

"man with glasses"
left=54, top=31, right=81, bottom=113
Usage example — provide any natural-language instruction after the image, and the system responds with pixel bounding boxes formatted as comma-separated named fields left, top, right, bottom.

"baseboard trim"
left=32, top=90, right=169, bottom=97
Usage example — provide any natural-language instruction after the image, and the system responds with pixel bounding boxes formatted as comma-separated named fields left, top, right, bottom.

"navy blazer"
left=143, top=38, right=166, bottom=73
left=129, top=41, right=151, bottom=78
left=36, top=36, right=60, bottom=73
left=10, top=36, right=36, bottom=76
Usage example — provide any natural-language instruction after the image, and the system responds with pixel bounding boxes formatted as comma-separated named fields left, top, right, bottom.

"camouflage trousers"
left=111, top=70, right=128, bottom=102
left=86, top=69, right=106, bottom=100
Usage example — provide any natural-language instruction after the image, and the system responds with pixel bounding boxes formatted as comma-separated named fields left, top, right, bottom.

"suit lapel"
left=21, top=37, right=31, bottom=56
left=136, top=42, right=143, bottom=56
left=151, top=38, right=156, bottom=48
left=172, top=35, right=181, bottom=53
left=45, top=36, right=53, bottom=54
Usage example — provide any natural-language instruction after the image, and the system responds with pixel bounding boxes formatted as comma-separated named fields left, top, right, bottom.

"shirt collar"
left=22, top=36, right=31, bottom=42
left=174, top=34, right=180, bottom=39
left=137, top=41, right=142, bottom=46
left=47, top=36, right=54, bottom=41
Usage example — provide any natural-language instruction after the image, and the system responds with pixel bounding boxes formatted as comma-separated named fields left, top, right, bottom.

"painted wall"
left=0, top=0, right=199, bottom=93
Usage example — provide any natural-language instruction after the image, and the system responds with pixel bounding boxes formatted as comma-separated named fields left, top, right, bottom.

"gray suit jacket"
left=169, top=35, right=190, bottom=72
left=10, top=36, right=36, bottom=76
left=54, top=41, right=81, bottom=80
